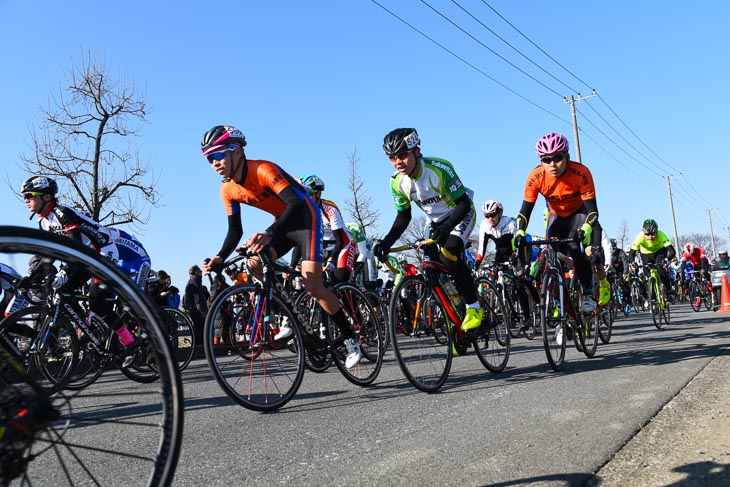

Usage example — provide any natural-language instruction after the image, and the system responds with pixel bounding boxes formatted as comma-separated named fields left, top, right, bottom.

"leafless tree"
left=617, top=219, right=630, bottom=248
left=344, top=146, right=380, bottom=236
left=18, top=50, right=160, bottom=230
left=679, top=233, right=726, bottom=257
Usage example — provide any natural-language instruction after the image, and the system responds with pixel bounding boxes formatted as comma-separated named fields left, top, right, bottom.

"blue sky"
left=1, top=0, right=728, bottom=287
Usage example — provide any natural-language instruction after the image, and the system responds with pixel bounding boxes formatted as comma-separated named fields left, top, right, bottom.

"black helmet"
left=20, top=176, right=57, bottom=195
left=610, top=238, right=617, bottom=248
left=201, top=125, right=247, bottom=156
left=642, top=219, right=658, bottom=234
left=382, top=128, right=420, bottom=157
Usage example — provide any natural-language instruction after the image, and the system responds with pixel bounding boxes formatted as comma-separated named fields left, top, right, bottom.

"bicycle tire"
left=364, top=289, right=390, bottom=351
left=204, top=283, right=305, bottom=412
left=292, top=291, right=334, bottom=373
left=163, top=307, right=195, bottom=371
left=473, top=277, right=510, bottom=372
left=598, top=308, right=613, bottom=344
left=329, top=283, right=384, bottom=387
left=689, top=280, right=701, bottom=312
left=0, top=225, right=183, bottom=487
left=648, top=277, right=661, bottom=328
left=388, top=275, right=451, bottom=392
left=540, top=269, right=566, bottom=371
left=580, top=311, right=599, bottom=358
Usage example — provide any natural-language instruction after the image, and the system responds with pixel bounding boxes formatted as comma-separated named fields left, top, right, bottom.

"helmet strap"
left=232, top=151, right=248, bottom=184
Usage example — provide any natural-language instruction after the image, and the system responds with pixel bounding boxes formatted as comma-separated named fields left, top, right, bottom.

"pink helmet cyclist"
left=535, top=132, right=569, bottom=157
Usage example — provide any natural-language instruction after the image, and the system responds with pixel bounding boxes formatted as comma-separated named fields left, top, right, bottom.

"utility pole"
left=708, top=209, right=717, bottom=258
left=563, top=90, right=596, bottom=164
left=664, top=175, right=680, bottom=251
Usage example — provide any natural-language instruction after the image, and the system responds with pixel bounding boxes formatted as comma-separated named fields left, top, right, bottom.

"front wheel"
left=540, top=270, right=566, bottom=371
left=689, top=280, right=701, bottom=312
left=388, top=275, right=451, bottom=392
left=204, top=283, right=305, bottom=412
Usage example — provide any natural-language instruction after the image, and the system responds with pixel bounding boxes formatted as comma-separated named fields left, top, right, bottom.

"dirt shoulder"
left=590, top=348, right=730, bottom=486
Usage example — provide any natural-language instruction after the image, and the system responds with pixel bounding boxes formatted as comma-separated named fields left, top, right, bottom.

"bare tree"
left=18, top=50, right=160, bottom=230
left=679, top=233, right=726, bottom=256
left=617, top=219, right=630, bottom=248
left=344, top=146, right=380, bottom=236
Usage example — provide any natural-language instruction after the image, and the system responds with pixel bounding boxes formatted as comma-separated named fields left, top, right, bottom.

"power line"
left=479, top=0, right=594, bottom=91
left=418, top=0, right=565, bottom=98
left=367, top=0, right=569, bottom=122
left=448, top=0, right=580, bottom=94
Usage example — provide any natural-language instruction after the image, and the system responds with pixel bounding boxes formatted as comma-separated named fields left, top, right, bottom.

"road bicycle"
left=482, top=262, right=539, bottom=340
left=628, top=265, right=648, bottom=313
left=645, top=262, right=671, bottom=329
left=385, top=239, right=509, bottom=392
left=0, top=226, right=183, bottom=486
left=688, top=269, right=713, bottom=312
left=203, top=248, right=384, bottom=412
left=527, top=236, right=600, bottom=371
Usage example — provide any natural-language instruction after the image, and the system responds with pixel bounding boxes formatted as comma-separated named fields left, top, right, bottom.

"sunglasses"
left=206, top=146, right=239, bottom=164
left=644, top=232, right=657, bottom=237
left=23, top=192, right=43, bottom=200
left=389, top=151, right=411, bottom=162
left=484, top=212, right=499, bottom=219
left=540, top=154, right=565, bottom=164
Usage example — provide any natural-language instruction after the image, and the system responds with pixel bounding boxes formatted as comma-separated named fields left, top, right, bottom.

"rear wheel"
left=163, top=308, right=195, bottom=371
left=388, top=275, right=451, bottom=392
left=474, top=278, right=510, bottom=372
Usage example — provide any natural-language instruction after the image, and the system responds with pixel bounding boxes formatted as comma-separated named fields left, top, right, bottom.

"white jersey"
left=320, top=199, right=352, bottom=250
left=476, top=216, right=517, bottom=260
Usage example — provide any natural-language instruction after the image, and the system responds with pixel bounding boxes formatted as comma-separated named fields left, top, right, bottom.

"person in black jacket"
left=184, top=265, right=209, bottom=359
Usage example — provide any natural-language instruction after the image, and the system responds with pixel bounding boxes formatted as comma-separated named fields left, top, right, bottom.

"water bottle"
left=438, top=273, right=463, bottom=311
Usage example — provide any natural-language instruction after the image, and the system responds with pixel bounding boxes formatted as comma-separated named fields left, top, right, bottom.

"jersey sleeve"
left=257, top=161, right=293, bottom=195
left=435, top=159, right=467, bottom=202
left=390, top=173, right=411, bottom=212
left=578, top=165, right=597, bottom=200
left=522, top=166, right=543, bottom=203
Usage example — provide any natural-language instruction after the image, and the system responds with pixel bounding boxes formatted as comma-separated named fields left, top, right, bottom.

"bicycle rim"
left=330, top=283, right=383, bottom=386
left=580, top=312, right=599, bottom=358
left=163, top=308, right=195, bottom=371
left=0, top=226, right=183, bottom=487
left=540, top=270, right=566, bottom=371
left=204, top=283, right=305, bottom=412
left=388, top=275, right=451, bottom=392
left=364, top=289, right=390, bottom=351
left=598, top=309, right=613, bottom=344
left=474, top=278, right=510, bottom=372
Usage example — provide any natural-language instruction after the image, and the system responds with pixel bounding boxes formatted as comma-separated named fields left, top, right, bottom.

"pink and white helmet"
left=684, top=242, right=694, bottom=254
left=535, top=132, right=569, bottom=157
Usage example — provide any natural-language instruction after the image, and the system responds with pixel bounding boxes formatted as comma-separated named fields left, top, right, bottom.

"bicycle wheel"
left=0, top=226, right=183, bottom=487
left=648, top=277, right=661, bottom=327
left=364, top=289, right=390, bottom=351
left=580, top=311, right=599, bottom=358
left=329, top=283, right=384, bottom=386
left=163, top=307, right=195, bottom=371
left=204, top=283, right=305, bottom=412
left=598, top=308, right=613, bottom=344
left=631, top=282, right=644, bottom=313
left=388, top=275, right=451, bottom=392
left=702, top=282, right=713, bottom=310
left=292, top=291, right=334, bottom=373
left=689, top=280, right=701, bottom=312
left=0, top=306, right=78, bottom=394
left=539, top=270, right=566, bottom=371
left=474, top=278, right=510, bottom=372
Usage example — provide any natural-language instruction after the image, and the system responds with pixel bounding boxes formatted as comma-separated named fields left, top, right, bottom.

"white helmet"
left=684, top=242, right=694, bottom=254
left=481, top=200, right=503, bottom=215
left=397, top=254, right=407, bottom=264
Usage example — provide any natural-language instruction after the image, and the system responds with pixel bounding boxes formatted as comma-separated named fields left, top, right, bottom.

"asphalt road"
left=15, top=304, right=730, bottom=486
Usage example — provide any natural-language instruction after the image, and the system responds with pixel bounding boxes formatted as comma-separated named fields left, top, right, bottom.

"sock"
left=330, top=308, right=355, bottom=340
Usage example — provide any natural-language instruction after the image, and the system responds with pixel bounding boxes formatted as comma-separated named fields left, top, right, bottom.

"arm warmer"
left=582, top=198, right=599, bottom=226
left=265, top=186, right=305, bottom=236
left=381, top=208, right=412, bottom=249
left=329, top=228, right=345, bottom=261
left=442, top=193, right=472, bottom=231
left=216, top=214, right=244, bottom=265
left=516, top=200, right=536, bottom=232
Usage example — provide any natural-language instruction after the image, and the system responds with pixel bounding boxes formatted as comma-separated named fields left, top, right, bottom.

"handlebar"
left=384, top=238, right=457, bottom=274
left=521, top=235, right=581, bottom=247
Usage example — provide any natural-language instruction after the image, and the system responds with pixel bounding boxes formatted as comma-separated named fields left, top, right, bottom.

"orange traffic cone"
left=715, top=274, right=730, bottom=314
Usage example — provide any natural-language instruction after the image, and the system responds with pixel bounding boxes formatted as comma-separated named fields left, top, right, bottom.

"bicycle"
left=628, top=265, right=648, bottom=313
left=483, top=262, right=539, bottom=340
left=688, top=269, right=713, bottom=312
left=203, top=248, right=384, bottom=412
left=0, top=225, right=183, bottom=486
left=386, top=239, right=509, bottom=392
left=526, top=236, right=600, bottom=371
left=645, top=262, right=671, bottom=329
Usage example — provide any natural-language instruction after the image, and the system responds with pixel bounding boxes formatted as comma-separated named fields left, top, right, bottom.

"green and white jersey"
left=390, top=157, right=472, bottom=224
left=345, top=222, right=366, bottom=244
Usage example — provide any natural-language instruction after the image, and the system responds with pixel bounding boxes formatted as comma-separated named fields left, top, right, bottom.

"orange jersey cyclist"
left=200, top=125, right=361, bottom=368
left=513, top=132, right=610, bottom=312
left=373, top=128, right=482, bottom=337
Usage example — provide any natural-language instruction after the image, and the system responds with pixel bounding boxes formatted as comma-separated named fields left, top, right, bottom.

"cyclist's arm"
left=381, top=208, right=411, bottom=248
left=265, top=185, right=306, bottom=236
left=328, top=228, right=346, bottom=264
left=441, top=193, right=471, bottom=230
left=215, top=213, right=244, bottom=266
left=582, top=198, right=599, bottom=226
left=665, top=244, right=676, bottom=261
left=516, top=200, right=535, bottom=232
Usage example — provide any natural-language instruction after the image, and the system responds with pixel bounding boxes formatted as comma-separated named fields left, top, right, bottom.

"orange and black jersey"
left=522, top=161, right=596, bottom=217
left=220, top=159, right=307, bottom=217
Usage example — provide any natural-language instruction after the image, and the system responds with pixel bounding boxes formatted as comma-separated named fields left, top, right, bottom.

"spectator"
left=157, top=270, right=181, bottom=308
left=184, top=265, right=209, bottom=359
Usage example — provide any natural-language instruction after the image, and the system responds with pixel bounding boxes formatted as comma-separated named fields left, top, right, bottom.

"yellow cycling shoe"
left=598, top=279, right=611, bottom=306
left=461, top=307, right=484, bottom=331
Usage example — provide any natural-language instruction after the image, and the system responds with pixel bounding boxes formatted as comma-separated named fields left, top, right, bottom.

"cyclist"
left=21, top=175, right=151, bottom=356
left=346, top=222, right=378, bottom=290
left=607, top=238, right=632, bottom=311
left=474, top=199, right=532, bottom=323
left=395, top=254, right=418, bottom=283
left=713, top=249, right=730, bottom=270
left=373, top=128, right=481, bottom=337
left=680, top=242, right=711, bottom=306
left=513, top=132, right=609, bottom=313
left=628, top=219, right=676, bottom=301
left=292, top=174, right=356, bottom=285
left=199, top=125, right=361, bottom=368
